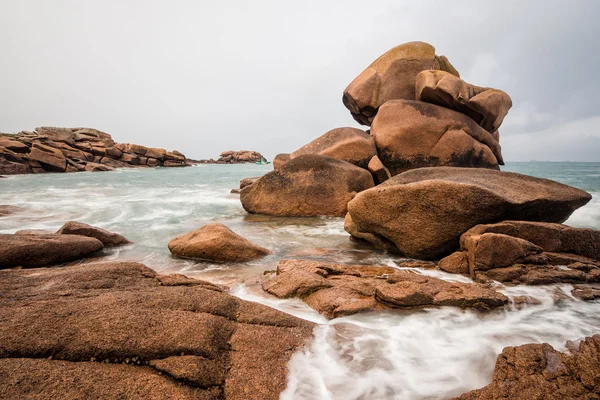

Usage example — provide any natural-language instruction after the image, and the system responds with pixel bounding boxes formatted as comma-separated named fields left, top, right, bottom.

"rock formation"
left=195, top=150, right=266, bottom=164
left=57, top=221, right=131, bottom=247
left=0, top=127, right=189, bottom=175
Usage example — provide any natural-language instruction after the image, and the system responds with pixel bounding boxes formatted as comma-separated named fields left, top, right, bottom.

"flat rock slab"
left=263, top=260, right=507, bottom=319
left=0, top=262, right=314, bottom=399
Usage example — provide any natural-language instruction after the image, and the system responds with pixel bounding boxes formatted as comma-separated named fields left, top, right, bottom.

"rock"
left=367, top=155, right=391, bottom=185
left=273, top=153, right=290, bottom=170
left=145, top=147, right=167, bottom=160
left=346, top=167, right=591, bottom=260
left=29, top=143, right=67, bottom=172
left=416, top=70, right=513, bottom=133
left=440, top=221, right=600, bottom=284
left=163, top=160, right=189, bottom=167
left=0, top=205, right=25, bottom=217
left=0, top=159, right=30, bottom=174
left=263, top=260, right=507, bottom=319
left=454, top=335, right=600, bottom=400
left=290, top=127, right=377, bottom=168
left=241, top=154, right=374, bottom=217
left=168, top=223, right=271, bottom=262
left=0, top=136, right=29, bottom=153
left=342, top=41, right=459, bottom=125
left=240, top=177, right=259, bottom=189
left=15, top=229, right=55, bottom=235
left=0, top=261, right=315, bottom=399
left=0, top=234, right=104, bottom=269
left=120, top=152, right=140, bottom=165
left=57, top=221, right=131, bottom=247
left=84, top=162, right=115, bottom=172
left=371, top=100, right=503, bottom=175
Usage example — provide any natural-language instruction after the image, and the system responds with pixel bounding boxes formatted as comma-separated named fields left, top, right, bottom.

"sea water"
left=1, top=162, right=599, bottom=400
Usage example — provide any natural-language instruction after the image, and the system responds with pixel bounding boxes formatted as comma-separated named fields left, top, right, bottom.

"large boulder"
left=342, top=41, right=459, bottom=125
left=346, top=167, right=592, bottom=260
left=57, top=221, right=131, bottom=247
left=168, top=223, right=271, bottom=262
left=0, top=262, right=314, bottom=399
left=416, top=70, right=512, bottom=133
left=273, top=153, right=290, bottom=170
left=371, top=100, right=503, bottom=175
left=0, top=234, right=104, bottom=269
left=290, top=127, right=377, bottom=168
left=28, top=143, right=67, bottom=172
left=241, top=154, right=374, bottom=217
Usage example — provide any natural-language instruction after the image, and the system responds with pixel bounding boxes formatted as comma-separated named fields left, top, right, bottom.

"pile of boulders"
left=195, top=150, right=266, bottom=164
left=0, top=127, right=189, bottom=174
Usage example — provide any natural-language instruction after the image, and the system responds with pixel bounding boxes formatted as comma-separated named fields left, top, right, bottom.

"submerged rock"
left=240, top=154, right=374, bottom=217
left=346, top=167, right=591, bottom=260
left=0, top=261, right=314, bottom=399
left=263, top=260, right=508, bottom=319
left=168, top=222, right=271, bottom=262
left=57, top=221, right=131, bottom=247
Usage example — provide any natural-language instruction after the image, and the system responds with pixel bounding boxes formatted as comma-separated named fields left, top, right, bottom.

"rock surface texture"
left=454, top=335, right=600, bottom=400
left=0, top=127, right=188, bottom=175
left=345, top=167, right=591, bottom=260
left=0, top=262, right=314, bottom=399
left=240, top=154, right=374, bottom=217
left=168, top=223, right=271, bottom=262
left=262, top=260, right=507, bottom=319
left=57, top=221, right=131, bottom=247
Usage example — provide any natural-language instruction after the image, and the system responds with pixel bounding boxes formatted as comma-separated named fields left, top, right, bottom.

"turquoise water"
left=1, top=162, right=599, bottom=400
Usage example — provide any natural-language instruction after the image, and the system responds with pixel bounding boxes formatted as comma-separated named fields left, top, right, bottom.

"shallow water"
left=1, top=162, right=599, bottom=400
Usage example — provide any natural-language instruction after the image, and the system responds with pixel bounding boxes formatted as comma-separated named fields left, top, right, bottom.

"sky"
left=1, top=0, right=599, bottom=161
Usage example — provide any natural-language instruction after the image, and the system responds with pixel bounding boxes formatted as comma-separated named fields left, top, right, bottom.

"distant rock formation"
left=0, top=127, right=189, bottom=175
left=194, top=150, right=266, bottom=164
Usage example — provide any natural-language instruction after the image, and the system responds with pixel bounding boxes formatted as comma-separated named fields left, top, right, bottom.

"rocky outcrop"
left=0, top=261, right=315, bottom=399
left=342, top=41, right=459, bottom=125
left=345, top=167, right=591, bottom=260
left=0, top=234, right=104, bottom=269
left=416, top=70, right=513, bottom=133
left=195, top=150, right=266, bottom=164
left=57, top=221, right=131, bottom=247
left=168, top=223, right=271, bottom=262
left=290, top=127, right=377, bottom=169
left=371, top=100, right=503, bottom=175
left=454, top=335, right=600, bottom=400
left=240, top=154, right=374, bottom=217
left=0, top=127, right=188, bottom=175
left=439, top=221, right=600, bottom=285
left=262, top=260, right=508, bottom=319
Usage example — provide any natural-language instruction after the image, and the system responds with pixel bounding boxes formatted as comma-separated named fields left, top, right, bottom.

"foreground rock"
left=454, top=335, right=600, bottom=400
left=0, top=234, right=104, bottom=269
left=241, top=154, right=374, bottom=217
left=416, top=70, right=513, bottom=133
left=57, top=221, right=131, bottom=247
left=0, top=127, right=188, bottom=174
left=346, top=167, right=591, bottom=260
left=371, top=100, right=504, bottom=175
left=168, top=223, right=271, bottom=262
left=263, top=260, right=507, bottom=319
left=439, top=221, right=600, bottom=285
left=342, top=41, right=459, bottom=125
left=0, top=262, right=314, bottom=399
left=290, top=127, right=377, bottom=168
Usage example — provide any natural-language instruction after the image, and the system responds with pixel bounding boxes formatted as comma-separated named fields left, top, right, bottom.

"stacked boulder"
left=196, top=150, right=266, bottom=164
left=0, top=127, right=188, bottom=174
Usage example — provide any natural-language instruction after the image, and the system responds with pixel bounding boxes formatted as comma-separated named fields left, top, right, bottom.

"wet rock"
left=346, top=167, right=591, bottom=260
left=273, top=153, right=291, bottom=170
left=84, top=162, right=115, bottom=172
left=454, top=335, right=600, bottom=400
left=263, top=260, right=507, bottom=319
left=415, top=70, right=512, bottom=133
left=0, top=205, right=26, bottom=217
left=367, top=155, right=391, bottom=185
left=0, top=233, right=104, bottom=269
left=342, top=41, right=459, bottom=125
left=168, top=223, right=271, bottom=262
left=0, top=261, right=314, bottom=399
left=290, top=127, right=377, bottom=169
left=241, top=154, right=374, bottom=217
left=57, top=221, right=131, bottom=247
left=371, top=100, right=503, bottom=175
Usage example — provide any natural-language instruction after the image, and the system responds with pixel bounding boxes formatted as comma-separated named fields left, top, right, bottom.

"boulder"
left=84, top=162, right=115, bottom=172
left=371, top=100, right=503, bottom=175
left=168, top=223, right=271, bottom=262
left=454, top=335, right=600, bottom=400
left=290, top=127, right=377, bottom=168
left=0, top=137, right=29, bottom=153
left=342, top=41, right=459, bottom=125
left=416, top=70, right=512, bottom=133
left=273, top=153, right=290, bottom=170
left=241, top=154, right=374, bottom=217
left=0, top=234, right=104, bottom=269
left=145, top=147, right=167, bottom=160
left=240, top=177, right=259, bottom=189
left=28, top=143, right=67, bottom=172
left=57, top=221, right=131, bottom=247
left=263, top=260, right=508, bottom=319
left=367, top=155, right=391, bottom=185
left=0, top=160, right=29, bottom=175
left=346, top=167, right=592, bottom=260
left=0, top=262, right=314, bottom=400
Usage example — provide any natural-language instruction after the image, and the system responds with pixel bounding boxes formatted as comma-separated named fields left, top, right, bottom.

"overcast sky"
left=1, top=1, right=599, bottom=161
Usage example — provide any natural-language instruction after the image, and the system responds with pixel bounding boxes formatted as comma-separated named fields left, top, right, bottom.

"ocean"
left=1, top=162, right=599, bottom=399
